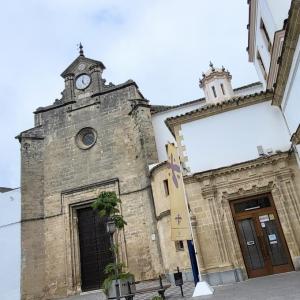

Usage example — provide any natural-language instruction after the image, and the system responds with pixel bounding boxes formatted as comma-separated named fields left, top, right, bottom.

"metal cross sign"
left=167, top=153, right=181, bottom=188
left=175, top=214, right=182, bottom=225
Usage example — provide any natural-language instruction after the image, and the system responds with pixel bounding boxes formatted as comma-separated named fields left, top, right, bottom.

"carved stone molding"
left=61, top=180, right=125, bottom=296
left=185, top=151, right=300, bottom=275
left=166, top=91, right=273, bottom=135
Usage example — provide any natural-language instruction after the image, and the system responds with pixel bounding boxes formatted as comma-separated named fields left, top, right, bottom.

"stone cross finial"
left=79, top=42, right=84, bottom=56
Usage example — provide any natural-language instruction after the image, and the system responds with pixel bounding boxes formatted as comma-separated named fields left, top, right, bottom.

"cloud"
left=0, top=0, right=258, bottom=187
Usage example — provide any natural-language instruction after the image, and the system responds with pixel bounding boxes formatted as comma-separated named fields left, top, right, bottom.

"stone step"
left=59, top=290, right=106, bottom=300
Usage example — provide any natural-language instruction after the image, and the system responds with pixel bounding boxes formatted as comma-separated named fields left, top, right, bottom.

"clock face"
left=75, top=74, right=91, bottom=90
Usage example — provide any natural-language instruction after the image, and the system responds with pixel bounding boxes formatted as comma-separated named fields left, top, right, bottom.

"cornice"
left=128, top=98, right=151, bottom=116
left=166, top=90, right=273, bottom=135
left=61, top=178, right=119, bottom=196
left=291, top=124, right=300, bottom=145
left=34, top=80, right=140, bottom=115
left=184, top=152, right=290, bottom=184
left=91, top=80, right=140, bottom=98
left=199, top=70, right=232, bottom=87
left=34, top=100, right=76, bottom=114
left=61, top=56, right=106, bottom=78
left=149, top=161, right=167, bottom=178
left=15, top=125, right=44, bottom=142
left=150, top=82, right=261, bottom=116
left=273, top=0, right=300, bottom=106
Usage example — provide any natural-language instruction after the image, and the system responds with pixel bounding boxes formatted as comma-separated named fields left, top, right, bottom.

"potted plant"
left=92, top=191, right=135, bottom=298
left=102, top=262, right=135, bottom=297
left=152, top=296, right=163, bottom=300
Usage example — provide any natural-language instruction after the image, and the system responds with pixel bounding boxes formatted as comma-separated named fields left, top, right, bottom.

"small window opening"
left=220, top=83, right=225, bottom=95
left=163, top=179, right=169, bottom=196
left=234, top=196, right=271, bottom=213
left=260, top=19, right=272, bottom=52
left=212, top=86, right=217, bottom=98
left=175, top=240, right=185, bottom=251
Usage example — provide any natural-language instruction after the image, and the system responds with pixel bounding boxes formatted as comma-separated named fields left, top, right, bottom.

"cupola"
left=199, top=62, right=234, bottom=104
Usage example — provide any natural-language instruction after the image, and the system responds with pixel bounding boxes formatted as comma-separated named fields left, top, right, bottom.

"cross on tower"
left=175, top=214, right=182, bottom=225
left=78, top=42, right=84, bottom=56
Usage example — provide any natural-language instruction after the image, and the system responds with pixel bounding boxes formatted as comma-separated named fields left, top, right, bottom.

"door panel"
left=238, top=219, right=265, bottom=271
left=77, top=207, right=114, bottom=291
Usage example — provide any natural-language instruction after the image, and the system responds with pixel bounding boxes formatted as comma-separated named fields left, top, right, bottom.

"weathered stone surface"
left=19, top=54, right=161, bottom=300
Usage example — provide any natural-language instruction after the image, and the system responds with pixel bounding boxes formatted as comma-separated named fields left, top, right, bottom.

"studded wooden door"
left=77, top=207, right=114, bottom=291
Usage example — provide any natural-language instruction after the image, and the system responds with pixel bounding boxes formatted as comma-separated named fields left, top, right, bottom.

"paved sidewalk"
left=194, top=271, right=300, bottom=300
left=61, top=271, right=300, bottom=300
left=136, top=271, right=300, bottom=300
left=164, top=271, right=300, bottom=300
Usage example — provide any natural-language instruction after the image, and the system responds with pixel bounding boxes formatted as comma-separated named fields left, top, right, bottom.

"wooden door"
left=77, top=207, right=114, bottom=291
left=230, top=194, right=294, bottom=278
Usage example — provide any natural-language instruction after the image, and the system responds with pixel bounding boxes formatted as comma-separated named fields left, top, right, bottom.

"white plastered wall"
left=0, top=189, right=21, bottom=300
left=152, top=102, right=205, bottom=162
left=180, top=101, right=291, bottom=173
left=282, top=36, right=300, bottom=135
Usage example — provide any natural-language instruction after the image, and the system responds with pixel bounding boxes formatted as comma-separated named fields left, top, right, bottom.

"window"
left=82, top=132, right=95, bottom=146
left=234, top=196, right=271, bottom=213
left=212, top=86, right=217, bottom=98
left=257, top=50, right=267, bottom=79
left=175, top=240, right=185, bottom=251
left=221, top=83, right=225, bottom=95
left=260, top=19, right=272, bottom=52
left=75, top=127, right=97, bottom=150
left=163, top=179, right=169, bottom=196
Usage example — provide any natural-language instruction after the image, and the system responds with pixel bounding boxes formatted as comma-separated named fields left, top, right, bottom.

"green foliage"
left=92, top=191, right=120, bottom=217
left=104, top=262, right=126, bottom=277
left=92, top=191, right=131, bottom=294
left=112, top=214, right=127, bottom=229
left=152, top=297, right=163, bottom=300
left=102, top=262, right=133, bottom=294
left=92, top=191, right=126, bottom=229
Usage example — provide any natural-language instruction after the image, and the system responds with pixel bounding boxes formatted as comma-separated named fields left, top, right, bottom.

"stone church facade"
left=18, top=50, right=164, bottom=299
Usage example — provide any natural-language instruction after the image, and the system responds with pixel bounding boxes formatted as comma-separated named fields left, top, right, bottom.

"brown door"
left=230, top=194, right=294, bottom=278
left=77, top=207, right=114, bottom=291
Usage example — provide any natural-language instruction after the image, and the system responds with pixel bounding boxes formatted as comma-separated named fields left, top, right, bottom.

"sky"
left=0, top=0, right=258, bottom=188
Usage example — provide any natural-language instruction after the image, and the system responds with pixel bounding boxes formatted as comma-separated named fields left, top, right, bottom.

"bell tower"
left=60, top=43, right=106, bottom=102
left=199, top=62, right=234, bottom=104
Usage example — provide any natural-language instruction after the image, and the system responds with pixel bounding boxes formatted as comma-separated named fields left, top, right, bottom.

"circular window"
left=76, top=127, right=97, bottom=150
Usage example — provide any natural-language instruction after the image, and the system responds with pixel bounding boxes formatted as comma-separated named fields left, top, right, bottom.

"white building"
left=151, top=62, right=300, bottom=283
left=151, top=63, right=264, bottom=163
left=248, top=0, right=300, bottom=165
left=0, top=188, right=21, bottom=300
left=247, top=0, right=291, bottom=89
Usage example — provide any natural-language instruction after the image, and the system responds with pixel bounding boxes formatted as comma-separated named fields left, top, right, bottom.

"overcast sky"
left=0, top=0, right=258, bottom=188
